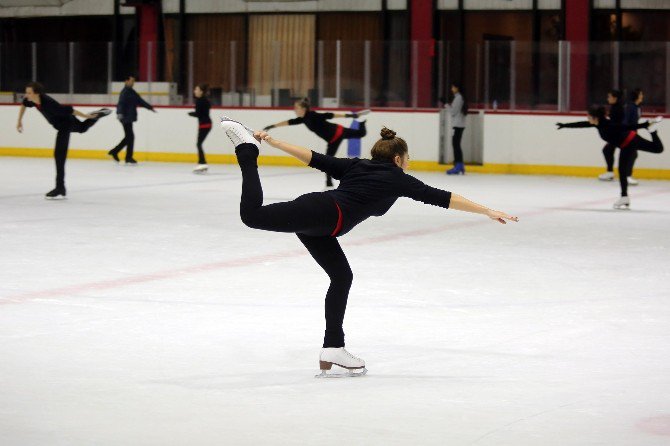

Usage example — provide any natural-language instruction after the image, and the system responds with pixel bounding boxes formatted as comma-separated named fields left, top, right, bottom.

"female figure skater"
left=188, top=83, right=212, bottom=173
left=446, top=82, right=468, bottom=175
left=622, top=88, right=645, bottom=185
left=16, top=81, right=111, bottom=199
left=262, top=98, right=370, bottom=187
left=557, top=106, right=663, bottom=209
left=599, top=89, right=625, bottom=181
left=220, top=116, right=519, bottom=377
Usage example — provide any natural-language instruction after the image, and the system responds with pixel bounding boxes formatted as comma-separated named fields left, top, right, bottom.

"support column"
left=410, top=0, right=434, bottom=107
left=137, top=2, right=159, bottom=82
left=564, top=0, right=589, bottom=111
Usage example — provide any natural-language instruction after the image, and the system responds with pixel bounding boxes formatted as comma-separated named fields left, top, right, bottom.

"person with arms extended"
left=16, top=81, right=111, bottom=199
left=262, top=98, right=370, bottom=188
left=557, top=105, right=663, bottom=209
left=108, top=75, right=156, bottom=165
left=220, top=116, right=519, bottom=377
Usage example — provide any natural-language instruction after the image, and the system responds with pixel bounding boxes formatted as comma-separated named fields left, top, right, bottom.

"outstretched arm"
left=449, top=194, right=519, bottom=224
left=556, top=121, right=593, bottom=129
left=256, top=131, right=312, bottom=164
left=263, top=120, right=293, bottom=131
left=16, top=104, right=26, bottom=132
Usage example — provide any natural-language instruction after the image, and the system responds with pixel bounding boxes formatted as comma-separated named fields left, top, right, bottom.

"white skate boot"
left=627, top=176, right=639, bottom=186
left=613, top=196, right=630, bottom=210
left=193, top=164, right=208, bottom=174
left=647, top=116, right=663, bottom=133
left=598, top=171, right=614, bottom=181
left=316, top=347, right=367, bottom=378
left=219, top=116, right=260, bottom=148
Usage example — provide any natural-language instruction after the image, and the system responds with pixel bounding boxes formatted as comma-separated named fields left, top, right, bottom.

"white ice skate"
left=193, top=164, right=208, bottom=174
left=613, top=196, right=630, bottom=210
left=598, top=171, right=614, bottom=181
left=316, top=347, right=367, bottom=378
left=627, top=176, right=639, bottom=186
left=220, top=116, right=259, bottom=148
left=647, top=116, right=663, bottom=133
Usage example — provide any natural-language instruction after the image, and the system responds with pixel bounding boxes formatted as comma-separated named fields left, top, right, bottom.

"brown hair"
left=371, top=127, right=408, bottom=162
left=26, top=81, right=44, bottom=94
left=294, top=97, right=311, bottom=110
left=196, top=83, right=209, bottom=95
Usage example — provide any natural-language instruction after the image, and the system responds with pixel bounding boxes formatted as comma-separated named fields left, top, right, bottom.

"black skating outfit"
left=110, top=86, right=154, bottom=162
left=234, top=142, right=452, bottom=348
left=188, top=96, right=212, bottom=165
left=602, top=101, right=625, bottom=173
left=288, top=110, right=367, bottom=186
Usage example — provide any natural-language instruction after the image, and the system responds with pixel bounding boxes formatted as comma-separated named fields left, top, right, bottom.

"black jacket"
left=288, top=110, right=339, bottom=142
left=116, top=86, right=153, bottom=123
left=559, top=119, right=649, bottom=147
left=188, top=97, right=211, bottom=125
left=23, top=94, right=73, bottom=130
left=624, top=102, right=641, bottom=126
left=309, top=151, right=452, bottom=236
left=608, top=102, right=624, bottom=124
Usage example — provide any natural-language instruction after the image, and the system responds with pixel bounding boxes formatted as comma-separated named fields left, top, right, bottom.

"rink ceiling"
left=1, top=156, right=669, bottom=445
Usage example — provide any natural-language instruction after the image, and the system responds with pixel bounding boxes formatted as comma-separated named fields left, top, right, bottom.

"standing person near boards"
left=108, top=75, right=156, bottom=165
left=598, top=89, right=625, bottom=182
left=446, top=82, right=468, bottom=175
left=622, top=88, right=644, bottom=186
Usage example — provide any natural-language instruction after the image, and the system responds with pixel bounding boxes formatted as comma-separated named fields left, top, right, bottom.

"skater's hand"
left=556, top=123, right=565, bottom=129
left=486, top=210, right=519, bottom=224
left=16, top=122, right=23, bottom=133
left=255, top=130, right=274, bottom=145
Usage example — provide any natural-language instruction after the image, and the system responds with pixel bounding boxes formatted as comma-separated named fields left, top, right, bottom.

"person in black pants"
left=599, top=89, right=625, bottom=181
left=220, top=117, right=518, bottom=376
left=262, top=98, right=370, bottom=188
left=557, top=105, right=664, bottom=209
left=622, top=88, right=644, bottom=185
left=108, top=75, right=156, bottom=165
left=188, top=83, right=212, bottom=173
left=16, top=81, right=110, bottom=199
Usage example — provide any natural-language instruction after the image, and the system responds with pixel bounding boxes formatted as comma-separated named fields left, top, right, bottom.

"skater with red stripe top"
left=262, top=98, right=370, bottom=188
left=189, top=84, right=212, bottom=173
left=557, top=105, right=663, bottom=209
left=220, top=116, right=519, bottom=377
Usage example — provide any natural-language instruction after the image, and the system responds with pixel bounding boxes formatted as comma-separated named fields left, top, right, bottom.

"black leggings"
left=197, top=127, right=211, bottom=164
left=53, top=117, right=97, bottom=189
left=452, top=127, right=464, bottom=164
left=235, top=143, right=351, bottom=347
left=603, top=143, right=637, bottom=175
left=324, top=123, right=367, bottom=186
left=111, top=122, right=135, bottom=160
left=618, top=133, right=663, bottom=196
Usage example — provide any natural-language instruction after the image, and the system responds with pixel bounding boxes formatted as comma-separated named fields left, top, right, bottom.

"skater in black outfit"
left=16, top=81, right=110, bottom=199
left=108, top=75, right=156, bottom=165
left=262, top=98, right=370, bottom=187
left=599, top=89, right=625, bottom=181
left=189, top=83, right=212, bottom=173
left=557, top=105, right=664, bottom=209
left=622, top=88, right=644, bottom=185
left=220, top=117, right=518, bottom=376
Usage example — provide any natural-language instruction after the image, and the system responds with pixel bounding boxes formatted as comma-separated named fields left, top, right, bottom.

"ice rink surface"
left=1, top=157, right=669, bottom=446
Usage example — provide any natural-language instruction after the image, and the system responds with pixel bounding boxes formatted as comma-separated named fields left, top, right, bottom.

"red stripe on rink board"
left=2, top=188, right=669, bottom=306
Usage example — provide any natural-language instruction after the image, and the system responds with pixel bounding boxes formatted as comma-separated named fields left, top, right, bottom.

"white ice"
left=1, top=157, right=669, bottom=446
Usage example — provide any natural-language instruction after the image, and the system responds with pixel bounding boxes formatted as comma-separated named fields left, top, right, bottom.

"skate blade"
left=613, top=205, right=630, bottom=210
left=315, top=368, right=367, bottom=378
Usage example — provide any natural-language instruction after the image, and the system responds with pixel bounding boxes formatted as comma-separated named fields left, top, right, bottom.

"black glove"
left=263, top=125, right=275, bottom=131
left=556, top=123, right=565, bottom=129
left=188, top=111, right=197, bottom=117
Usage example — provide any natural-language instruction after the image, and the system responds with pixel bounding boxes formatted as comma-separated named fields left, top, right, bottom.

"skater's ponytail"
left=371, top=127, right=408, bottom=163
left=295, top=97, right=311, bottom=111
